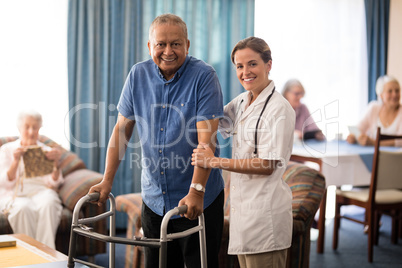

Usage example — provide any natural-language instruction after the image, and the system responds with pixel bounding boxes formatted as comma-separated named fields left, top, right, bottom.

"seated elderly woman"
left=0, top=110, right=63, bottom=249
left=347, top=75, right=402, bottom=147
left=282, top=79, right=325, bottom=141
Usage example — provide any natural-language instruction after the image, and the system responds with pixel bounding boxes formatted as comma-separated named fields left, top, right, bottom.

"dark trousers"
left=141, top=190, right=224, bottom=268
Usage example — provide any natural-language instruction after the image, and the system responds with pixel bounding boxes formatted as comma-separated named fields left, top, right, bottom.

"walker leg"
left=159, top=241, right=168, bottom=268
left=67, top=231, right=77, bottom=268
left=199, top=214, right=207, bottom=268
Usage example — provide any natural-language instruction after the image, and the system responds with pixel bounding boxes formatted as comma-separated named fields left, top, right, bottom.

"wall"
left=388, top=0, right=402, bottom=87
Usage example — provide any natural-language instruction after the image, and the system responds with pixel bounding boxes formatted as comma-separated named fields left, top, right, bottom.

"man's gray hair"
left=17, top=109, right=42, bottom=129
left=149, top=13, right=188, bottom=41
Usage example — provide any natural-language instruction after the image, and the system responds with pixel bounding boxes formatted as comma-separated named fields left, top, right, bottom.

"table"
left=292, top=140, right=379, bottom=253
left=0, top=234, right=67, bottom=267
left=292, top=140, right=377, bottom=186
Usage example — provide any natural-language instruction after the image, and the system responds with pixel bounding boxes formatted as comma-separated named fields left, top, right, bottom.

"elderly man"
left=89, top=14, right=224, bottom=268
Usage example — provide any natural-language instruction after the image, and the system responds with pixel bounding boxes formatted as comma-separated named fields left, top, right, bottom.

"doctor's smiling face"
left=234, top=47, right=272, bottom=96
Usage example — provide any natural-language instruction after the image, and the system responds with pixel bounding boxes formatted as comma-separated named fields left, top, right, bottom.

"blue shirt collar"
left=155, top=55, right=191, bottom=82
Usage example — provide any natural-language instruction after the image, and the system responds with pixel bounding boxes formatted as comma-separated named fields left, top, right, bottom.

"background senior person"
left=282, top=78, right=325, bottom=141
left=347, top=75, right=402, bottom=147
left=0, top=110, right=63, bottom=249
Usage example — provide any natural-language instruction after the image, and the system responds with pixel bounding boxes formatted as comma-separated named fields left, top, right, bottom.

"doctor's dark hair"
left=231, top=37, right=272, bottom=64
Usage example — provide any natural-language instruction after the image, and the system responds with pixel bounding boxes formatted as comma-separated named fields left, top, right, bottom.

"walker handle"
left=176, top=205, right=188, bottom=215
left=87, top=192, right=100, bottom=202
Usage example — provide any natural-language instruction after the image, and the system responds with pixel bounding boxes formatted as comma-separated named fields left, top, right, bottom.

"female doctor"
left=192, top=37, right=295, bottom=268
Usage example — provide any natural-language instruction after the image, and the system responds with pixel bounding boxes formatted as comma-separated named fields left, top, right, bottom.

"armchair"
left=283, top=161, right=325, bottom=268
left=0, top=135, right=106, bottom=257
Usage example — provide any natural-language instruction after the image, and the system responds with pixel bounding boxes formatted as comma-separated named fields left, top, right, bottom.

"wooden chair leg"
left=368, top=212, right=374, bottom=263
left=399, top=210, right=402, bottom=239
left=364, top=209, right=368, bottom=225
left=133, top=246, right=143, bottom=268
left=391, top=210, right=398, bottom=244
left=374, top=212, right=381, bottom=245
left=332, top=201, right=341, bottom=250
left=317, top=189, right=327, bottom=254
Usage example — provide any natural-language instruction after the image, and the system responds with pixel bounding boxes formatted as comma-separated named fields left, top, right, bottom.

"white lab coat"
left=220, top=81, right=295, bottom=254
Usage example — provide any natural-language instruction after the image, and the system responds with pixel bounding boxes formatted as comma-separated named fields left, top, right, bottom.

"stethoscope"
left=231, top=87, right=275, bottom=158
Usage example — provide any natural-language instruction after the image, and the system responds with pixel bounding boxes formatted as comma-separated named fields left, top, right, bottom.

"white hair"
left=17, top=110, right=42, bottom=129
left=375, top=75, right=400, bottom=101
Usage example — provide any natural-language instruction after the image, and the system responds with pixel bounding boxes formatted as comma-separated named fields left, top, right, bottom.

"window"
left=0, top=0, right=69, bottom=148
left=255, top=0, right=368, bottom=140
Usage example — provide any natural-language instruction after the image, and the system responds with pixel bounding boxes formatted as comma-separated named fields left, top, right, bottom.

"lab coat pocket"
left=239, top=203, right=274, bottom=251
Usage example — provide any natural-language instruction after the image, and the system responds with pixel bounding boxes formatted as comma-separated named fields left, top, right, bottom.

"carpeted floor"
left=309, top=210, right=402, bottom=268
left=80, top=207, right=402, bottom=268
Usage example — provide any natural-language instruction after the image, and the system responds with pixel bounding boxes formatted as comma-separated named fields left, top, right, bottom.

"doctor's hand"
left=178, top=191, right=204, bottom=220
left=191, top=143, right=217, bottom=168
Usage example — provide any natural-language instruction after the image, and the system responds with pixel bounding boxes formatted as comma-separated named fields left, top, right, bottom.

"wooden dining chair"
left=332, top=127, right=402, bottom=263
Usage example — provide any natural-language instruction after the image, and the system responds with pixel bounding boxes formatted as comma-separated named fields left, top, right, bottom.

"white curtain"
left=255, top=0, right=367, bottom=140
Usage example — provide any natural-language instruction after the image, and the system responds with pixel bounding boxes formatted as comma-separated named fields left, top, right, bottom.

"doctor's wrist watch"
left=190, top=183, right=206, bottom=193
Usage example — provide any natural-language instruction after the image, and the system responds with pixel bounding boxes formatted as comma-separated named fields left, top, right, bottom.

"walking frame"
left=67, top=192, right=207, bottom=268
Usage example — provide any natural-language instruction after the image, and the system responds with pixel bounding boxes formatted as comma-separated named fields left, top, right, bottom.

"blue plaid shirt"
left=117, top=56, right=224, bottom=215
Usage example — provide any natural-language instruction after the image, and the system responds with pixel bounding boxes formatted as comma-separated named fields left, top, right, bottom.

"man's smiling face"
left=148, top=23, right=190, bottom=81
